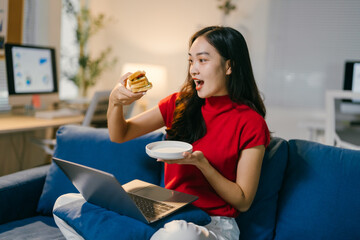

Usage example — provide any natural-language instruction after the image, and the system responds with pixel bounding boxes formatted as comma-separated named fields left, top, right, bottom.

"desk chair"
left=325, top=90, right=360, bottom=150
left=32, top=90, right=134, bottom=155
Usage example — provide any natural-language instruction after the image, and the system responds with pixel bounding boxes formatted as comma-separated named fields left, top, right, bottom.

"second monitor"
left=5, top=43, right=59, bottom=109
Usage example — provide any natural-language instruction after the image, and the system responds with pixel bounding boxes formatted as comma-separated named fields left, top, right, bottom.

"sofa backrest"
left=237, top=137, right=289, bottom=240
left=274, top=139, right=360, bottom=240
left=37, top=125, right=165, bottom=215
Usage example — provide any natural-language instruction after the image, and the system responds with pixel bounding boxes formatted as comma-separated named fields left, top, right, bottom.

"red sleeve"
left=239, top=112, right=270, bottom=150
left=158, top=93, right=179, bottom=128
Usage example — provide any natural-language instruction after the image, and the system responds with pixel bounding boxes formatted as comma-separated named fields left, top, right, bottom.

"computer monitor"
left=341, top=61, right=360, bottom=113
left=5, top=43, right=59, bottom=109
left=343, top=61, right=360, bottom=94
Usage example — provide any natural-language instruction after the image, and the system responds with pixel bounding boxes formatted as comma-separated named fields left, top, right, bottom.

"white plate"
left=146, top=141, right=193, bottom=160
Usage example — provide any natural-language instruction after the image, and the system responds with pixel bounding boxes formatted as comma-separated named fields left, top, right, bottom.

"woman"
left=107, top=26, right=270, bottom=240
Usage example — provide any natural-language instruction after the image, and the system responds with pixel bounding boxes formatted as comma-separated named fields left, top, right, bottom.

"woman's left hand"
left=157, top=151, right=208, bottom=168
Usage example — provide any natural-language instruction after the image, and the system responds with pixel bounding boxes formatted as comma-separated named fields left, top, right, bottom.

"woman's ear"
left=225, top=60, right=232, bottom=75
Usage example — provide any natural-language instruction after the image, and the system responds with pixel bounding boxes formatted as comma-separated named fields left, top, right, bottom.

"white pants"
left=53, top=193, right=240, bottom=240
left=53, top=194, right=85, bottom=240
left=150, top=216, right=240, bottom=240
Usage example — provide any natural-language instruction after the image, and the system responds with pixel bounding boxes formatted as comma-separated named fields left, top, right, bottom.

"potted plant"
left=62, top=0, right=117, bottom=97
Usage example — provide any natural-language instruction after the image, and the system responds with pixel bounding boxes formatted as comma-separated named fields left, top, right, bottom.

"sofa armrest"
left=0, top=164, right=50, bottom=224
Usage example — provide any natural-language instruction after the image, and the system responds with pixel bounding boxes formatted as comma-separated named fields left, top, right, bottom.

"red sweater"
left=159, top=93, right=270, bottom=217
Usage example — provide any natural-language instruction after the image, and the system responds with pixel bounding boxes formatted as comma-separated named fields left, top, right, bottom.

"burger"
left=127, top=71, right=153, bottom=93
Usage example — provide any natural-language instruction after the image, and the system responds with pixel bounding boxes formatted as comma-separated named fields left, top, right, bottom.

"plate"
left=145, top=141, right=193, bottom=160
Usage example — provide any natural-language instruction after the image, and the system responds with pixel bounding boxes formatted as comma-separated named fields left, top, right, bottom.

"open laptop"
left=52, top=157, right=198, bottom=224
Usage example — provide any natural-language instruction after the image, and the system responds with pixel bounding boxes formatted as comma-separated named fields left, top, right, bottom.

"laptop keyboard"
left=128, top=193, right=175, bottom=219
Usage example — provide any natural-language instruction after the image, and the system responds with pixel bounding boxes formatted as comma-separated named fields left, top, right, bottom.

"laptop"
left=52, top=157, right=198, bottom=224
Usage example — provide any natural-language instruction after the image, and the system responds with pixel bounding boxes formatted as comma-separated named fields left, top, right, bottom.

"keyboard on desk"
left=35, top=108, right=82, bottom=119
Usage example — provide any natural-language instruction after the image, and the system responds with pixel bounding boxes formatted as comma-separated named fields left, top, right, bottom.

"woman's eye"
left=199, top=59, right=207, bottom=63
left=188, top=59, right=193, bottom=64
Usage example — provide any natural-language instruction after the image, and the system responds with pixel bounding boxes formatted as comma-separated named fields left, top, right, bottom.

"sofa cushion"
left=275, top=140, right=360, bottom=240
left=53, top=193, right=211, bottom=240
left=37, top=125, right=164, bottom=215
left=237, top=137, right=288, bottom=240
left=0, top=216, right=64, bottom=240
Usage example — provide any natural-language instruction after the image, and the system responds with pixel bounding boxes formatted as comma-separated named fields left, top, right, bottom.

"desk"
left=0, top=114, right=84, bottom=176
left=325, top=90, right=360, bottom=149
left=0, top=114, right=84, bottom=133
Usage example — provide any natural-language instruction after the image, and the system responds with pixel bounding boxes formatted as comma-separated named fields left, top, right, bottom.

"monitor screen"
left=342, top=61, right=360, bottom=111
left=5, top=43, right=58, bottom=95
left=343, top=61, right=360, bottom=93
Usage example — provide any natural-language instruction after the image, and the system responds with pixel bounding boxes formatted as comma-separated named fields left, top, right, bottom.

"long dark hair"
left=166, top=26, right=266, bottom=143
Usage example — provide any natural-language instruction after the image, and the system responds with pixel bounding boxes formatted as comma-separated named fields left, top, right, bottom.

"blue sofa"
left=1, top=124, right=360, bottom=239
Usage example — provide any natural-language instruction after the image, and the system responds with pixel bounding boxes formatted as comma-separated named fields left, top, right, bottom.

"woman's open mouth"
left=194, top=79, right=204, bottom=90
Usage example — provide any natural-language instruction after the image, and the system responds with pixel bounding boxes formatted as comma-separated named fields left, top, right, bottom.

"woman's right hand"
left=109, top=72, right=145, bottom=106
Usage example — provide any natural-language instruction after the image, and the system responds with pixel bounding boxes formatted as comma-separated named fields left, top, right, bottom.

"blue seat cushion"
left=53, top=194, right=211, bottom=240
left=37, top=125, right=165, bottom=215
left=275, top=140, right=360, bottom=240
left=237, top=137, right=288, bottom=240
left=0, top=216, right=64, bottom=240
